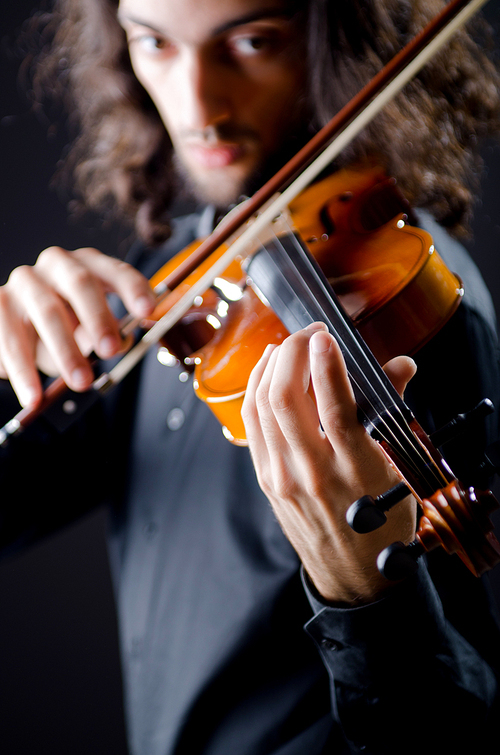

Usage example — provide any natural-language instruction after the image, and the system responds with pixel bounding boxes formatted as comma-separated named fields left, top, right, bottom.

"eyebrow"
left=117, top=7, right=294, bottom=39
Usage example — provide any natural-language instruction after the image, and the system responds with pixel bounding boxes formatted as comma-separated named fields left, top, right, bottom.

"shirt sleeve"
left=299, top=284, right=500, bottom=752
left=302, top=564, right=499, bottom=753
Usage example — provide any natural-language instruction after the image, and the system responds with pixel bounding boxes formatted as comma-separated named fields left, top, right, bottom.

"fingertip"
left=98, top=334, right=122, bottom=359
left=17, top=383, right=42, bottom=410
left=133, top=293, right=156, bottom=317
left=305, top=321, right=328, bottom=333
left=405, top=356, right=417, bottom=377
left=262, top=343, right=278, bottom=360
left=70, top=365, right=94, bottom=392
left=310, top=330, right=333, bottom=354
left=385, top=355, right=417, bottom=380
left=383, top=355, right=417, bottom=398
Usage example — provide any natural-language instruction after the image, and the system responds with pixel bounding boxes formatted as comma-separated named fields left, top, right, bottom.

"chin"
left=174, top=153, right=259, bottom=208
left=193, top=175, right=248, bottom=206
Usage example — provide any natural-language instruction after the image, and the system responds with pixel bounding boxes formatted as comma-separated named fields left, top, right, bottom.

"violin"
left=150, top=165, right=462, bottom=446
left=2, top=0, right=499, bottom=581
left=147, top=163, right=500, bottom=582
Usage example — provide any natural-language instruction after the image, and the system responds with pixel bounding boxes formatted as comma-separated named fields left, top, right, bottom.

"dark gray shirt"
left=104, top=209, right=500, bottom=754
left=1, top=209, right=499, bottom=754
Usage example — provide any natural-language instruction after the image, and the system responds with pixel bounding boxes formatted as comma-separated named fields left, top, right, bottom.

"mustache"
left=180, top=124, right=259, bottom=144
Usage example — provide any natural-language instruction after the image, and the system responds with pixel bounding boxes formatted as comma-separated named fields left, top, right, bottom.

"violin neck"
left=245, top=230, right=452, bottom=498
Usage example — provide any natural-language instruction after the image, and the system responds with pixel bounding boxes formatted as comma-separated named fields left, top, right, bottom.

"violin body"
left=150, top=166, right=463, bottom=445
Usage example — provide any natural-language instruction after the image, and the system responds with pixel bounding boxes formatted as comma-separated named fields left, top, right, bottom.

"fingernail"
left=71, top=367, right=92, bottom=389
left=99, top=334, right=120, bottom=358
left=305, top=321, right=328, bottom=332
left=310, top=331, right=331, bottom=353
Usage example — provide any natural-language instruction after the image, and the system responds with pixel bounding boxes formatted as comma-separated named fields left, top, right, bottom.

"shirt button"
left=144, top=522, right=158, bottom=539
left=167, top=407, right=185, bottom=431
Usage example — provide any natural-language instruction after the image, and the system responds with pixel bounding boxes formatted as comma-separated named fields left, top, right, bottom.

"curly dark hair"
left=24, top=0, right=500, bottom=245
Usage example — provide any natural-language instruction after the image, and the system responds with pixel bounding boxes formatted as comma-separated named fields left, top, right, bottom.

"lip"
left=184, top=142, right=245, bottom=169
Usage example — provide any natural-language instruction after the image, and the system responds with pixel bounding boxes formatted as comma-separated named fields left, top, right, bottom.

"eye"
left=231, top=35, right=270, bottom=55
left=129, top=33, right=170, bottom=55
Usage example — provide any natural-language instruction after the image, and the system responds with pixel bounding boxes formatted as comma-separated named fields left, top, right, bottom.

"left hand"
left=241, top=322, right=418, bottom=604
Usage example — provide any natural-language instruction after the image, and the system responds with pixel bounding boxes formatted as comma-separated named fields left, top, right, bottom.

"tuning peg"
left=346, top=481, right=410, bottom=533
left=430, top=398, right=494, bottom=448
left=477, top=440, right=500, bottom=479
left=376, top=540, right=426, bottom=581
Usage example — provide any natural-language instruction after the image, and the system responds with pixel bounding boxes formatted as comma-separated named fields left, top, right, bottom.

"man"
left=1, top=0, right=500, bottom=752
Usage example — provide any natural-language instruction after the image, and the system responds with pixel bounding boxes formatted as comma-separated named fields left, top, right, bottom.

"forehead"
left=117, top=0, right=298, bottom=41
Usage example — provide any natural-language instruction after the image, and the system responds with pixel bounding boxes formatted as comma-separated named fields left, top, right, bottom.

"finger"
left=265, top=323, right=328, bottom=453
left=9, top=265, right=94, bottom=392
left=0, top=290, right=43, bottom=407
left=242, top=344, right=280, bottom=460
left=242, top=344, right=289, bottom=501
left=309, top=330, right=405, bottom=491
left=70, top=248, right=156, bottom=317
left=248, top=326, right=337, bottom=509
left=35, top=248, right=134, bottom=360
left=309, top=330, right=360, bottom=440
left=383, top=355, right=417, bottom=398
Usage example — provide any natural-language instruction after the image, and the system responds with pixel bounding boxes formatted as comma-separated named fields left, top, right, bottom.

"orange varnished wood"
left=153, top=167, right=462, bottom=444
left=417, top=483, right=500, bottom=576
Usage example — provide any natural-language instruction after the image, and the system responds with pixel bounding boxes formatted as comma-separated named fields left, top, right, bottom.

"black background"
left=1, top=2, right=500, bottom=753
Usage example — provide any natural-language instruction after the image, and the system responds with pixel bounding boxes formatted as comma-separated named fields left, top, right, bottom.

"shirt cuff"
left=301, top=561, right=447, bottom=683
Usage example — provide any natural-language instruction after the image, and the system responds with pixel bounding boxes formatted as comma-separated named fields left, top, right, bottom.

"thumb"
left=383, top=355, right=417, bottom=398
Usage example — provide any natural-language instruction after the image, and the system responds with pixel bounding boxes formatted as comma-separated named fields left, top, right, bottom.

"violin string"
left=263, top=227, right=448, bottom=491
left=275, top=233, right=426, bottom=475
left=280, top=229, right=446, bottom=486
left=282, top=234, right=448, bottom=491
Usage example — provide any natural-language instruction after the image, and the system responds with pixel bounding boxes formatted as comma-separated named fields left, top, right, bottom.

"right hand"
left=0, top=246, right=156, bottom=408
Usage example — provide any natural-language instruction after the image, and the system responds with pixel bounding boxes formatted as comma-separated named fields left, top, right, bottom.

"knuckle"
left=253, top=469, right=274, bottom=498
left=37, top=245, right=67, bottom=267
left=70, top=246, right=100, bottom=258
left=115, top=259, right=134, bottom=274
left=255, top=383, right=272, bottom=414
left=66, top=264, right=95, bottom=291
left=240, top=395, right=254, bottom=423
left=7, top=264, right=35, bottom=289
left=273, top=476, right=296, bottom=501
left=304, top=471, right=330, bottom=502
left=35, top=291, right=66, bottom=322
left=256, top=466, right=290, bottom=501
left=70, top=246, right=110, bottom=271
left=268, top=383, right=294, bottom=415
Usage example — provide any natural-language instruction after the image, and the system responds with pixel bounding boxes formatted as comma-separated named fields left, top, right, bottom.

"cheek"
left=149, top=91, right=179, bottom=135
left=129, top=58, right=177, bottom=128
left=248, top=67, right=305, bottom=141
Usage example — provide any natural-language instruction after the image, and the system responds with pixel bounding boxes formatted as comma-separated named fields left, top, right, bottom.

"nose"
left=177, top=48, right=232, bottom=132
